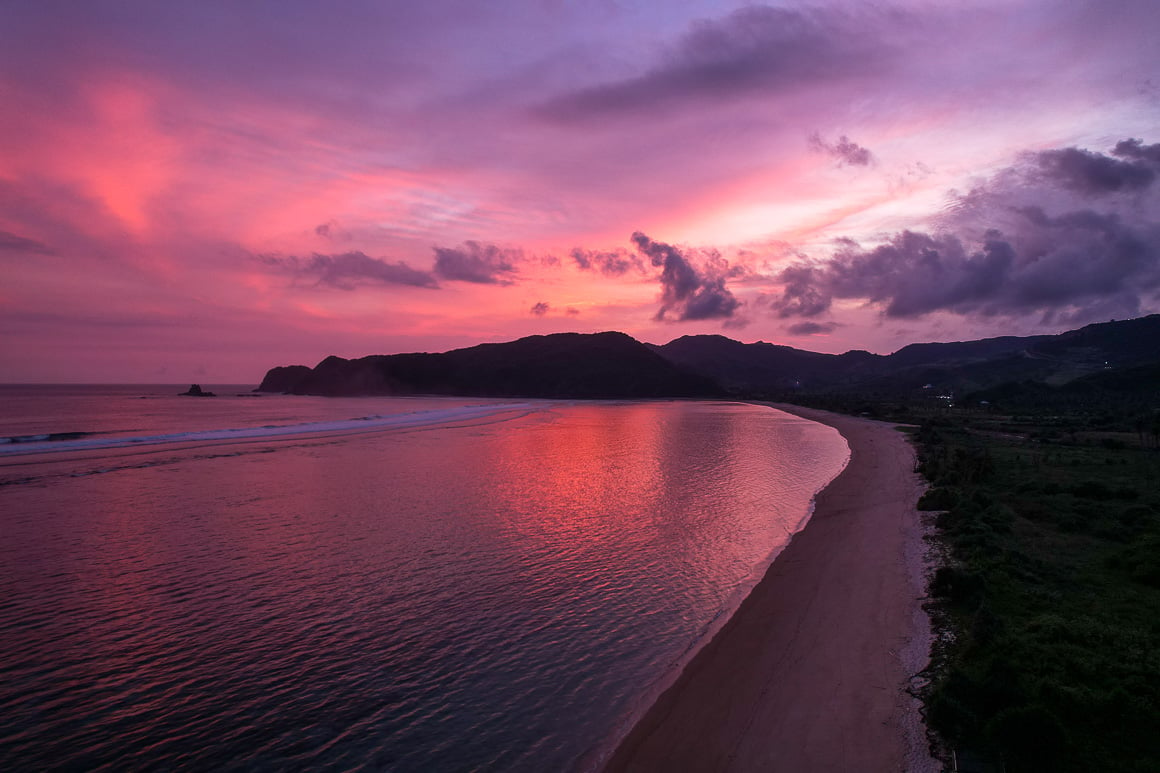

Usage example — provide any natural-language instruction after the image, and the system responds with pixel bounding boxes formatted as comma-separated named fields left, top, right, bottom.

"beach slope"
left=605, top=406, right=935, bottom=772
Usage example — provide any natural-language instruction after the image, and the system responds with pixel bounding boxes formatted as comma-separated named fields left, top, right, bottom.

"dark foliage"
left=915, top=417, right=1160, bottom=772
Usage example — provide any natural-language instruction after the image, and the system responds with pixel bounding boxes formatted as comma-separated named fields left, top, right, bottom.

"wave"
left=0, top=431, right=98, bottom=444
left=0, top=403, right=538, bottom=458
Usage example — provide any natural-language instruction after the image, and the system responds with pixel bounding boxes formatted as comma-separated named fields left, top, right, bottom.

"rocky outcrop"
left=254, top=365, right=313, bottom=393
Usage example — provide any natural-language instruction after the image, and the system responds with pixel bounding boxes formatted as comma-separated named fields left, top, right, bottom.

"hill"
left=257, top=331, right=720, bottom=399
left=257, top=314, right=1160, bottom=402
left=653, top=315, right=1160, bottom=399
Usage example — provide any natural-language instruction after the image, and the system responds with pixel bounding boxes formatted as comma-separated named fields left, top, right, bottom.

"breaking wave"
left=0, top=403, right=538, bottom=457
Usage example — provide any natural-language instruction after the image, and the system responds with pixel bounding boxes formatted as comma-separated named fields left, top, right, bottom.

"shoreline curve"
left=603, top=404, right=938, bottom=772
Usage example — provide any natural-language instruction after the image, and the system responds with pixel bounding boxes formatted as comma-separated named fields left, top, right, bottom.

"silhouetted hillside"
left=254, top=365, right=313, bottom=393
left=650, top=335, right=876, bottom=391
left=886, top=335, right=1050, bottom=369
left=966, top=361, right=1160, bottom=414
left=258, top=315, right=1160, bottom=401
left=654, top=315, right=1160, bottom=397
left=1033, top=315, right=1160, bottom=365
left=257, top=331, right=720, bottom=398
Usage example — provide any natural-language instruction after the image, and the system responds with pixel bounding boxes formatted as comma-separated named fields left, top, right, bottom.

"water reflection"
left=0, top=400, right=847, bottom=771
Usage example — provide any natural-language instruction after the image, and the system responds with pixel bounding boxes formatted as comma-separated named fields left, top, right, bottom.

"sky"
left=2, top=0, right=1159, bottom=383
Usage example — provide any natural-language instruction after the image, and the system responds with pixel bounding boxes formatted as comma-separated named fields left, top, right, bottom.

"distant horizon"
left=3, top=310, right=1153, bottom=386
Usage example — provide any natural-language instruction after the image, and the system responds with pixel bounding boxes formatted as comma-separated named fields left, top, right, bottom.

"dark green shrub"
left=918, top=486, right=959, bottom=510
left=985, top=704, right=1068, bottom=769
left=931, top=566, right=985, bottom=608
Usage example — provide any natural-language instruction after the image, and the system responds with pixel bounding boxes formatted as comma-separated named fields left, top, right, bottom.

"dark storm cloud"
left=775, top=217, right=1159, bottom=320
left=770, top=140, right=1160, bottom=322
left=530, top=301, right=550, bottom=316
left=540, top=5, right=891, bottom=120
left=772, top=231, right=1018, bottom=318
left=630, top=232, right=742, bottom=322
left=568, top=247, right=643, bottom=276
left=261, top=251, right=438, bottom=289
left=809, top=133, right=873, bottom=166
left=787, top=321, right=837, bottom=336
left=432, top=241, right=521, bottom=285
left=0, top=230, right=53, bottom=255
left=773, top=264, right=831, bottom=317
left=1033, top=147, right=1155, bottom=194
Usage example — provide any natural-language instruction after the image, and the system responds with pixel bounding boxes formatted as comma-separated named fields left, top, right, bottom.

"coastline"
left=603, top=404, right=938, bottom=772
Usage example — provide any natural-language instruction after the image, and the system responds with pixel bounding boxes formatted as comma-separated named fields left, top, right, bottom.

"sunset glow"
left=2, top=0, right=1158, bottom=382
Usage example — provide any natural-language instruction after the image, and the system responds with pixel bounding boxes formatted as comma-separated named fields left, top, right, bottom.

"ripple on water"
left=0, top=401, right=848, bottom=772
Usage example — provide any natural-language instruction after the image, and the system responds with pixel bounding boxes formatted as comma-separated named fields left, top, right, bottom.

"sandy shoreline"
left=604, top=405, right=937, bottom=772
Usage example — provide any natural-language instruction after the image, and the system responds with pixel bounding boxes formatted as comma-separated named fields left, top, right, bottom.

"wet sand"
left=604, top=405, right=936, bottom=772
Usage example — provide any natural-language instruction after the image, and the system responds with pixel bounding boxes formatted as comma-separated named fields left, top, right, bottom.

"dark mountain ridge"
left=258, top=331, right=719, bottom=398
left=653, top=315, right=1160, bottom=397
left=257, top=314, right=1160, bottom=400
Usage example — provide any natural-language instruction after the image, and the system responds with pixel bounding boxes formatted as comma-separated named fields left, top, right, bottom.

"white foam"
left=0, top=403, right=538, bottom=457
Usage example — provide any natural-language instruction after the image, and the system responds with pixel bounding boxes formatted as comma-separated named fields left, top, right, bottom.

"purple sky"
left=2, top=0, right=1159, bottom=382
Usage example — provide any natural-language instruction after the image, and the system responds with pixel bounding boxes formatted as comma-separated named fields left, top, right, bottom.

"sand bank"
left=604, top=405, right=937, bottom=772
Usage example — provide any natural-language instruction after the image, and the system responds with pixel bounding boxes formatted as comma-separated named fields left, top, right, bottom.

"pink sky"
left=2, top=0, right=1159, bottom=382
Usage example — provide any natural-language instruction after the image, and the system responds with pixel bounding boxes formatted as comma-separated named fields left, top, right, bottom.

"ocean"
left=0, top=385, right=849, bottom=771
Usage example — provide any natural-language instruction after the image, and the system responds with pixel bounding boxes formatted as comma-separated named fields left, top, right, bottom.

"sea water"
left=0, top=386, right=848, bottom=771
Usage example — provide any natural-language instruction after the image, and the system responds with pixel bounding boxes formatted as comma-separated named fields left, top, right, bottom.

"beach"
left=605, top=406, right=937, bottom=772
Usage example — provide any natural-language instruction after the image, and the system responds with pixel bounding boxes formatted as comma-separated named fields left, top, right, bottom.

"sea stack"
left=180, top=384, right=216, bottom=397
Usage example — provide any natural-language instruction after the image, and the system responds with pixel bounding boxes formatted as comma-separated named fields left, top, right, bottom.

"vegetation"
left=907, top=411, right=1160, bottom=772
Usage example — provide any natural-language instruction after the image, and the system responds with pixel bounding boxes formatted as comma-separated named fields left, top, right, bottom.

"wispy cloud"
left=539, top=6, right=894, bottom=121
left=432, top=241, right=521, bottom=285
left=787, top=320, right=837, bottom=336
left=808, top=133, right=873, bottom=167
left=0, top=230, right=54, bottom=255
left=568, top=247, right=643, bottom=276
left=260, top=251, right=438, bottom=289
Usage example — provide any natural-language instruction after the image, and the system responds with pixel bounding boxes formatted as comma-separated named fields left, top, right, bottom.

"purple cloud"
left=0, top=230, right=53, bottom=255
left=772, top=264, right=831, bottom=317
left=261, top=251, right=438, bottom=289
left=631, top=232, right=742, bottom=322
left=773, top=231, right=1017, bottom=318
left=539, top=5, right=892, bottom=120
left=432, top=241, right=521, bottom=285
left=530, top=301, right=549, bottom=316
left=770, top=139, right=1160, bottom=323
left=1034, top=147, right=1154, bottom=194
left=787, top=321, right=837, bottom=336
left=1113, top=138, right=1160, bottom=166
left=808, top=133, right=873, bottom=166
left=569, top=247, right=643, bottom=276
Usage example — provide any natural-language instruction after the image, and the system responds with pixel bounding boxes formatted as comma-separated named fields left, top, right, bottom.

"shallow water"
left=0, top=390, right=848, bottom=771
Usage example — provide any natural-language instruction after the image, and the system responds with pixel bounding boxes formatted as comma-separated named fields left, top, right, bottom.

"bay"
left=0, top=389, right=848, bottom=771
